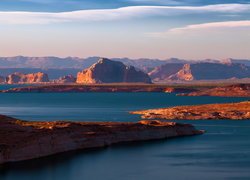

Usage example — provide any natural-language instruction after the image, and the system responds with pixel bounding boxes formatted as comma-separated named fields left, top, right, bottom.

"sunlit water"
left=0, top=85, right=249, bottom=180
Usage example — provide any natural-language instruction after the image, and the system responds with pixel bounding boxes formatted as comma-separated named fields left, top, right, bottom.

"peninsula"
left=131, top=101, right=250, bottom=120
left=1, top=83, right=249, bottom=95
left=0, top=115, right=203, bottom=165
left=0, top=84, right=198, bottom=93
left=180, top=84, right=250, bottom=97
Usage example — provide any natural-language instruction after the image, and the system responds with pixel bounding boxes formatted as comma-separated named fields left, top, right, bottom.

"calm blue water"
left=0, top=85, right=249, bottom=180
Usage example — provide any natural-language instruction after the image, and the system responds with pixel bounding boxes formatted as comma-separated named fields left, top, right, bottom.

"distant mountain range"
left=0, top=56, right=249, bottom=81
left=0, top=56, right=249, bottom=70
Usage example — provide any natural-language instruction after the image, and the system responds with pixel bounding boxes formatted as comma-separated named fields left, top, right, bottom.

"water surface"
left=0, top=85, right=249, bottom=180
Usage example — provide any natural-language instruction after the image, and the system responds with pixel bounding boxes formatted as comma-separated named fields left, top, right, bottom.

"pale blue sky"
left=0, top=0, right=249, bottom=59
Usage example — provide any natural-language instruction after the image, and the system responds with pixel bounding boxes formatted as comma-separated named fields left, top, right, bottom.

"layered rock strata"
left=131, top=101, right=250, bottom=120
left=6, top=72, right=49, bottom=84
left=181, top=84, right=250, bottom=97
left=76, top=58, right=152, bottom=84
left=0, top=115, right=203, bottom=164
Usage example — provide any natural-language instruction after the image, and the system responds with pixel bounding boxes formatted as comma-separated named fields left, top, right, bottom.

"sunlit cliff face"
left=0, top=0, right=249, bottom=59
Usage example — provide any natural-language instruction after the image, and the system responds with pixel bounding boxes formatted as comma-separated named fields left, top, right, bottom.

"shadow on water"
left=0, top=135, right=200, bottom=173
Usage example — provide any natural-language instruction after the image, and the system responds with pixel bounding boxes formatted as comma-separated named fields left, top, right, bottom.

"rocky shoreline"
left=0, top=84, right=198, bottom=93
left=0, top=115, right=203, bottom=165
left=1, top=83, right=249, bottom=97
left=131, top=101, right=250, bottom=120
left=180, top=84, right=250, bottom=97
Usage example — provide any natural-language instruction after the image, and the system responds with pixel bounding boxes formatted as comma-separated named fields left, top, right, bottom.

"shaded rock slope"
left=76, top=58, right=152, bottom=84
left=181, top=84, right=250, bottom=97
left=149, top=63, right=250, bottom=82
left=0, top=115, right=203, bottom=164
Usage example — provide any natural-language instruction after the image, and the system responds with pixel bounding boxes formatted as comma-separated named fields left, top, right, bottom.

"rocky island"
left=131, top=101, right=250, bottom=120
left=0, top=115, right=203, bottom=165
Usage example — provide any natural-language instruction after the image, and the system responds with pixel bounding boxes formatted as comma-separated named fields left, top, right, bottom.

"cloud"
left=149, top=20, right=250, bottom=37
left=0, top=4, right=249, bottom=24
left=170, top=20, right=250, bottom=32
left=126, top=0, right=182, bottom=5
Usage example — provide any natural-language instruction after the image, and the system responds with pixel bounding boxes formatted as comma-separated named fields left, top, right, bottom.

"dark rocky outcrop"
left=76, top=58, right=152, bottom=84
left=131, top=101, right=250, bottom=120
left=6, top=72, right=49, bottom=84
left=0, top=115, right=203, bottom=164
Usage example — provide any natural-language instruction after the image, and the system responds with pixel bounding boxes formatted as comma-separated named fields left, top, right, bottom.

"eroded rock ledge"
left=180, top=84, right=250, bottom=97
left=0, top=84, right=197, bottom=93
left=0, top=115, right=203, bottom=165
left=131, top=101, right=250, bottom=120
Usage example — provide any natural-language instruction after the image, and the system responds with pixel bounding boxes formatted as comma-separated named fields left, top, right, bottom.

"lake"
left=0, top=87, right=249, bottom=180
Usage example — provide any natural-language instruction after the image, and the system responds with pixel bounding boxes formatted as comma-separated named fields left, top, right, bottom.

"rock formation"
left=0, top=76, right=5, bottom=84
left=148, top=63, right=184, bottom=81
left=76, top=58, right=152, bottom=84
left=181, top=84, right=250, bottom=97
left=131, top=101, right=250, bottom=120
left=168, top=64, right=194, bottom=81
left=0, top=115, right=203, bottom=164
left=55, top=75, right=76, bottom=83
left=6, top=72, right=49, bottom=84
left=149, top=63, right=250, bottom=82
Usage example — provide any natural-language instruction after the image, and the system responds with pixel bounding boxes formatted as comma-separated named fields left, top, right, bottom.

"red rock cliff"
left=6, top=72, right=49, bottom=84
left=76, top=58, right=152, bottom=84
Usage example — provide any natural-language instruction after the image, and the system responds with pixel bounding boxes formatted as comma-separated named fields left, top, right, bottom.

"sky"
left=0, top=0, right=249, bottom=60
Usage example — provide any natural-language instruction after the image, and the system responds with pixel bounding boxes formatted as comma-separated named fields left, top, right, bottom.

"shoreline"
left=0, top=83, right=249, bottom=96
left=0, top=116, right=203, bottom=165
left=131, top=101, right=250, bottom=120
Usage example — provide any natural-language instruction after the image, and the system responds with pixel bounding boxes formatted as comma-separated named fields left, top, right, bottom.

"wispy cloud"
left=149, top=20, right=250, bottom=36
left=170, top=20, right=250, bottom=32
left=0, top=4, right=249, bottom=24
left=126, top=0, right=182, bottom=5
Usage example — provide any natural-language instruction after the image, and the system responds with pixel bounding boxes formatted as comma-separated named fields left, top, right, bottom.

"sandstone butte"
left=76, top=58, right=152, bottom=84
left=6, top=72, right=49, bottom=84
left=180, top=84, right=250, bottom=97
left=0, top=115, right=203, bottom=165
left=131, top=101, right=250, bottom=120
